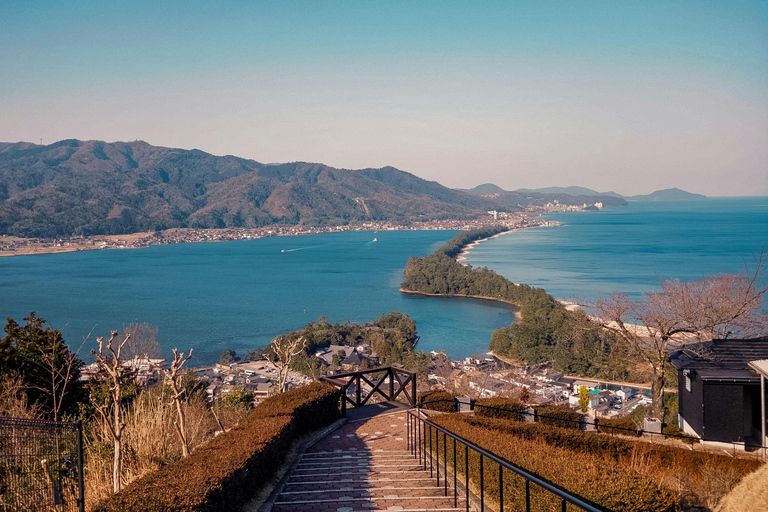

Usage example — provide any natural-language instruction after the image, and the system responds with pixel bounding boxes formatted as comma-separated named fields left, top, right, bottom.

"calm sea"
left=0, top=230, right=515, bottom=364
left=2, top=197, right=764, bottom=364
left=463, top=197, right=768, bottom=303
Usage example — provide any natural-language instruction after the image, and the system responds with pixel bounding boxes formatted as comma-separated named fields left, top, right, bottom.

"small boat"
left=372, top=237, right=377, bottom=242
left=281, top=249, right=285, bottom=253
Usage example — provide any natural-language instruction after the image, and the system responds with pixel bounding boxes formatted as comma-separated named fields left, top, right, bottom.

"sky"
left=1, top=1, right=767, bottom=196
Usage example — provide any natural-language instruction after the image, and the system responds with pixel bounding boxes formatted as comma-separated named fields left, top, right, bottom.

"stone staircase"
left=271, top=407, right=464, bottom=512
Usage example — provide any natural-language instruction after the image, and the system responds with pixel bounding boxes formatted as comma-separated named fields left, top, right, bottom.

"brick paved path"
left=272, top=408, right=463, bottom=512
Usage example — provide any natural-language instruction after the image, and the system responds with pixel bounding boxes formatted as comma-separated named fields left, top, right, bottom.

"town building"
left=669, top=337, right=768, bottom=451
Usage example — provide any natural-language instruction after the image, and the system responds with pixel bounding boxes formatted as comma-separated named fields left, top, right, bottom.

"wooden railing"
left=320, top=366, right=416, bottom=417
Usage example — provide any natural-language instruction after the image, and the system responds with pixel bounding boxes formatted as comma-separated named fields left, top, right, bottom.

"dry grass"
left=84, top=392, right=249, bottom=510
left=715, top=461, right=768, bottom=512
left=0, top=372, right=41, bottom=419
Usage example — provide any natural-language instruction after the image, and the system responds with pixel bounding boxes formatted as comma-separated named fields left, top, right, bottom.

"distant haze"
left=1, top=2, right=766, bottom=196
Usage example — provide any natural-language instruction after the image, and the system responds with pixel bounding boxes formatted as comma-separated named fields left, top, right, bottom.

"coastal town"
left=0, top=203, right=587, bottom=256
left=105, top=345, right=652, bottom=425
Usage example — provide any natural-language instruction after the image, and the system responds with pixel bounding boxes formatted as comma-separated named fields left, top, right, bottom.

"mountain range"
left=0, top=139, right=705, bottom=238
left=464, top=184, right=706, bottom=203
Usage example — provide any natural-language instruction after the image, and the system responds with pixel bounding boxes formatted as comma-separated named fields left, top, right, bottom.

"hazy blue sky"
left=1, top=1, right=766, bottom=196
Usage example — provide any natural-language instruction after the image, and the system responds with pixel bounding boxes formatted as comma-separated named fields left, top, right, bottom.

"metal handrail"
left=420, top=398, right=768, bottom=459
left=407, top=404, right=603, bottom=512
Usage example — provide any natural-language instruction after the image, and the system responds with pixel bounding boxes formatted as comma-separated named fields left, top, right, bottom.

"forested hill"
left=401, top=227, right=629, bottom=378
left=0, top=139, right=494, bottom=237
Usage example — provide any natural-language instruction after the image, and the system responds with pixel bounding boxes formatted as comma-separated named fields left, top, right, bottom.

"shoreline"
left=0, top=217, right=528, bottom=258
left=455, top=220, right=561, bottom=264
left=399, top=288, right=522, bottom=319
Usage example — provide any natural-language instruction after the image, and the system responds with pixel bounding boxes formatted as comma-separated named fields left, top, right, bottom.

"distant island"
left=0, top=139, right=704, bottom=240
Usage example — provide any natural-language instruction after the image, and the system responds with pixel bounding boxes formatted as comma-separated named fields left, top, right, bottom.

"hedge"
left=598, top=416, right=640, bottom=436
left=417, top=389, right=456, bottom=412
left=534, top=404, right=581, bottom=430
left=93, top=381, right=341, bottom=512
left=429, top=414, right=680, bottom=512
left=474, top=397, right=523, bottom=421
left=433, top=414, right=761, bottom=508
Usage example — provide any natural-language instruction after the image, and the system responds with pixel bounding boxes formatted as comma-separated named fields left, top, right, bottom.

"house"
left=570, top=380, right=598, bottom=393
left=315, top=345, right=355, bottom=366
left=616, top=387, right=635, bottom=400
left=669, top=337, right=768, bottom=449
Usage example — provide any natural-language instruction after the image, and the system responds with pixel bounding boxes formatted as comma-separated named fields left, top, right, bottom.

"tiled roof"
left=669, top=337, right=768, bottom=382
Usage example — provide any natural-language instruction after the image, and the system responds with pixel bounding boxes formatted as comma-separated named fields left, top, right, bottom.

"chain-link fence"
left=0, top=417, right=84, bottom=512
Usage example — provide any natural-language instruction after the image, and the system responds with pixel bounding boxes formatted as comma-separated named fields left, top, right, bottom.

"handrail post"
left=480, top=454, right=484, bottom=512
left=443, top=431, right=448, bottom=496
left=389, top=368, right=395, bottom=400
left=453, top=437, right=457, bottom=507
left=499, top=463, right=504, bottom=512
left=436, top=427, right=440, bottom=486
left=464, top=444, right=469, bottom=512
left=411, top=372, right=417, bottom=406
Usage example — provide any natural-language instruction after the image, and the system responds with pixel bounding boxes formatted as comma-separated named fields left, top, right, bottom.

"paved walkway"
left=271, top=404, right=463, bottom=512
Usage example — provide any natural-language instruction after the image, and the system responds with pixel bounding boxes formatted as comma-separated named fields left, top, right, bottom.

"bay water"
left=463, top=197, right=768, bottom=303
left=2, top=197, right=764, bottom=365
left=0, top=230, right=514, bottom=364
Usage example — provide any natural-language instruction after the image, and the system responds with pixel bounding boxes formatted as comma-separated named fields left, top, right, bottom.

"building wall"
left=678, top=369, right=704, bottom=436
left=703, top=383, right=746, bottom=443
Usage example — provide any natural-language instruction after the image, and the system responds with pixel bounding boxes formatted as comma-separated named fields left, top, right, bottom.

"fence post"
left=389, top=368, right=395, bottom=400
left=76, top=419, right=85, bottom=512
left=356, top=375, right=361, bottom=406
left=411, top=372, right=417, bottom=406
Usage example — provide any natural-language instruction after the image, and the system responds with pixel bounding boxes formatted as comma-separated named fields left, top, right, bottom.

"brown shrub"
left=599, top=416, right=640, bottom=436
left=417, top=390, right=455, bottom=412
left=474, top=397, right=523, bottom=421
left=429, top=414, right=680, bottom=512
left=534, top=404, right=581, bottom=429
left=435, top=414, right=761, bottom=510
left=92, top=381, right=340, bottom=512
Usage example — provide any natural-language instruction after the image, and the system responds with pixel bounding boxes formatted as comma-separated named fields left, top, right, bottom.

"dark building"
left=669, top=337, right=768, bottom=449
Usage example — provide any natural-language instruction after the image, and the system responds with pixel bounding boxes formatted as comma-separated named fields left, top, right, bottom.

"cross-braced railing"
left=320, top=366, right=416, bottom=417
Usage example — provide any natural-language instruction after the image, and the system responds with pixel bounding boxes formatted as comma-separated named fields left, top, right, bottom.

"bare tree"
left=270, top=335, right=306, bottom=392
left=596, top=261, right=768, bottom=419
left=91, top=331, right=134, bottom=494
left=33, top=335, right=87, bottom=421
left=154, top=348, right=194, bottom=457
left=123, top=323, right=160, bottom=360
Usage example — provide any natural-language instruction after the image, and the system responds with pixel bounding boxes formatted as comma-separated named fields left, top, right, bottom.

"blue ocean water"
left=0, top=230, right=515, bottom=364
left=463, top=197, right=768, bottom=303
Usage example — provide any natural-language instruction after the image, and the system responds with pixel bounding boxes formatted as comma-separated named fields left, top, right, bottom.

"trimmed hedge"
left=534, top=404, right=581, bottom=430
left=474, top=397, right=523, bottom=421
left=429, top=414, right=680, bottom=512
left=417, top=390, right=456, bottom=412
left=452, top=415, right=759, bottom=473
left=599, top=416, right=640, bottom=436
left=93, top=381, right=341, bottom=512
left=433, top=414, right=761, bottom=507
left=661, top=423, right=699, bottom=445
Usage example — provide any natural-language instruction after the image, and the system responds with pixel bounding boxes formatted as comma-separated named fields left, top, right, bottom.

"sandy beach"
left=455, top=221, right=561, bottom=264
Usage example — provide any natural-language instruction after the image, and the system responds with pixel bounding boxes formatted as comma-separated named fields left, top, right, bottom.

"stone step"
left=285, top=476, right=437, bottom=487
left=276, top=485, right=453, bottom=501
left=271, top=496, right=463, bottom=512
left=270, top=408, right=465, bottom=512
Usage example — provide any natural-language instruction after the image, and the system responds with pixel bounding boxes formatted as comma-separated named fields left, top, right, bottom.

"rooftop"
left=669, top=337, right=768, bottom=383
